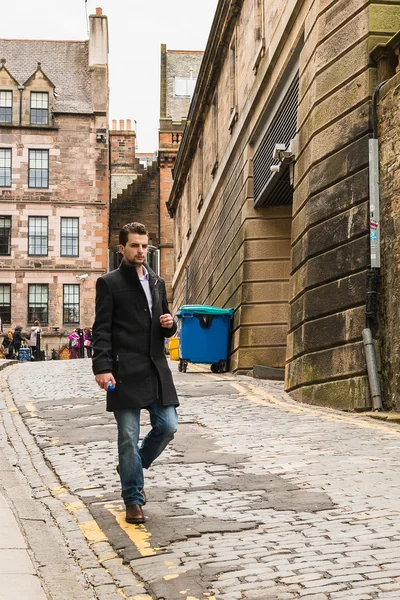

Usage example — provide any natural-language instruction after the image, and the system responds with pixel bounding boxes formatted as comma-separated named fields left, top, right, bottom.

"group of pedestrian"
left=68, top=327, right=92, bottom=359
left=1, top=321, right=41, bottom=359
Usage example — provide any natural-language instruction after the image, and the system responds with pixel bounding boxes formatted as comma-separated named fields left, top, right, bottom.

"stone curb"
left=364, top=412, right=400, bottom=424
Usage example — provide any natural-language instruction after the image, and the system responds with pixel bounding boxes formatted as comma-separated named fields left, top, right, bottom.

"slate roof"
left=0, top=39, right=92, bottom=114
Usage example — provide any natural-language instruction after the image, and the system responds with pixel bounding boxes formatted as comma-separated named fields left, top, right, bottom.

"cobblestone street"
left=1, top=358, right=400, bottom=600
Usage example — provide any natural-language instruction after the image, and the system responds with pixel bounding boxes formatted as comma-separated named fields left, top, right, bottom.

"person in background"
left=12, top=326, right=23, bottom=358
left=29, top=320, right=41, bottom=359
left=84, top=327, right=93, bottom=358
left=3, top=330, right=14, bottom=359
left=68, top=328, right=80, bottom=359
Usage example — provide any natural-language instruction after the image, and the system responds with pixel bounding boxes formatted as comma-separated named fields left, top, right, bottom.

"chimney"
left=127, top=119, right=131, bottom=130
left=119, top=119, right=124, bottom=130
left=112, top=119, right=117, bottom=130
left=89, top=8, right=108, bottom=66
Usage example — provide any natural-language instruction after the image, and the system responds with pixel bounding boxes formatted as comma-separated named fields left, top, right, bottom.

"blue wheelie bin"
left=176, top=305, right=234, bottom=373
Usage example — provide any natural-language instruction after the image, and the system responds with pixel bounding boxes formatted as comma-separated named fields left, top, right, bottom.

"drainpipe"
left=364, top=80, right=388, bottom=411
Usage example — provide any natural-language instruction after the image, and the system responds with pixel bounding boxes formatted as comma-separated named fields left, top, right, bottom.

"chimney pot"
left=112, top=119, right=117, bottom=130
left=119, top=119, right=124, bottom=131
left=127, top=119, right=131, bottom=130
left=96, top=7, right=102, bottom=15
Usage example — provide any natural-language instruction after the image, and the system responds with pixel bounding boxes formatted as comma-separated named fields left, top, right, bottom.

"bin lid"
left=177, top=304, right=234, bottom=317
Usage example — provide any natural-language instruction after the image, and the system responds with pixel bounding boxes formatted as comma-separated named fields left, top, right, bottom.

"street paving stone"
left=2, top=358, right=400, bottom=599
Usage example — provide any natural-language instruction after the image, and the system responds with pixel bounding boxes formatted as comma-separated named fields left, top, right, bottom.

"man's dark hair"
left=119, top=222, right=148, bottom=246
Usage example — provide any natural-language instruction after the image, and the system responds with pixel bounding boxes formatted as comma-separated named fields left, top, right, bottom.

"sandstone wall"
left=377, top=69, right=400, bottom=410
left=286, top=0, right=400, bottom=410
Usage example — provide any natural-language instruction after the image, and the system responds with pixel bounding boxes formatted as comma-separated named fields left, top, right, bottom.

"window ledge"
left=0, top=123, right=57, bottom=130
left=253, top=38, right=266, bottom=75
left=228, top=106, right=239, bottom=133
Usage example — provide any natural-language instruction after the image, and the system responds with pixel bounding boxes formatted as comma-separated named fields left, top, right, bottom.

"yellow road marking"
left=24, top=402, right=37, bottom=416
left=78, top=519, right=108, bottom=543
left=105, top=504, right=156, bottom=557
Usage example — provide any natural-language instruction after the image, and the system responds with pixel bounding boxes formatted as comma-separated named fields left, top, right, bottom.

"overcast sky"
left=1, top=0, right=218, bottom=151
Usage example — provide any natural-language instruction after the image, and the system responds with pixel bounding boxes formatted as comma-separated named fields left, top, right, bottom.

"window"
left=28, top=149, right=49, bottom=188
left=63, top=284, right=80, bottom=324
left=253, top=72, right=299, bottom=207
left=147, top=246, right=160, bottom=275
left=30, top=92, right=48, bottom=125
left=174, top=76, right=197, bottom=97
left=61, top=218, right=79, bottom=257
left=0, top=149, right=11, bottom=187
left=0, top=216, right=11, bottom=255
left=0, top=284, right=11, bottom=324
left=28, top=284, right=48, bottom=324
left=28, top=216, right=48, bottom=256
left=0, top=91, right=12, bottom=124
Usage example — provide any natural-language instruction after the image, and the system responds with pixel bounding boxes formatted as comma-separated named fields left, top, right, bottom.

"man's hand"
left=160, top=313, right=174, bottom=329
left=95, top=373, right=116, bottom=391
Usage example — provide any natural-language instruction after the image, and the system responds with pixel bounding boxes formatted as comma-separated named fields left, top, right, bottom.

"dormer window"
left=30, top=92, right=48, bottom=125
left=0, top=91, right=12, bottom=124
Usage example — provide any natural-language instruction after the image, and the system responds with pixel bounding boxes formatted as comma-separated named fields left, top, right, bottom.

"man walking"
left=92, top=222, right=179, bottom=524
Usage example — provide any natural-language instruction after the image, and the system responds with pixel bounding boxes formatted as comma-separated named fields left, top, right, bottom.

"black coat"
left=92, top=261, right=179, bottom=411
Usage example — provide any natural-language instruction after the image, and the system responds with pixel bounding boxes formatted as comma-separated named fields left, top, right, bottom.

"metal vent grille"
left=253, top=74, right=299, bottom=206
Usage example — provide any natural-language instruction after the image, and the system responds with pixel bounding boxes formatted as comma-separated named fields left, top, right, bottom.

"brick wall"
left=0, top=13, right=109, bottom=345
left=0, top=111, right=108, bottom=335
left=109, top=164, right=159, bottom=250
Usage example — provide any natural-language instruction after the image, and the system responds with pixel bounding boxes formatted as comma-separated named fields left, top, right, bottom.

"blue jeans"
left=114, top=402, right=178, bottom=507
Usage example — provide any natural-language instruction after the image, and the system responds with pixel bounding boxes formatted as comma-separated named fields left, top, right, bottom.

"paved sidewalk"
left=0, top=458, right=47, bottom=599
left=0, top=361, right=94, bottom=600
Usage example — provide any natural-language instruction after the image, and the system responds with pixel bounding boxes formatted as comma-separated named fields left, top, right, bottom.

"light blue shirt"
left=139, top=266, right=153, bottom=315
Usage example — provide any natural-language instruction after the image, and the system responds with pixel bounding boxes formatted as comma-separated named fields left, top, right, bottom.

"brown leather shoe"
left=126, top=504, right=145, bottom=524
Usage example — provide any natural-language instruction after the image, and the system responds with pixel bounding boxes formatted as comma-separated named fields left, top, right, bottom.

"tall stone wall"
left=109, top=165, right=159, bottom=250
left=377, top=69, right=400, bottom=410
left=286, top=1, right=400, bottom=410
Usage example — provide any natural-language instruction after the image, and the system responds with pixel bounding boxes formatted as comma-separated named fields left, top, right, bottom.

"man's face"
left=120, top=232, right=149, bottom=266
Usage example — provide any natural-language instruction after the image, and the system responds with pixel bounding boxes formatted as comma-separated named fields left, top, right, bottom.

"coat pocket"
left=115, top=353, right=157, bottom=405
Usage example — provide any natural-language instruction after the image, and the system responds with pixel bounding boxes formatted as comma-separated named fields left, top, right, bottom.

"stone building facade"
left=159, top=45, right=204, bottom=301
left=373, top=33, right=400, bottom=410
left=0, top=8, right=109, bottom=354
left=108, top=119, right=160, bottom=273
left=168, top=0, right=400, bottom=410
